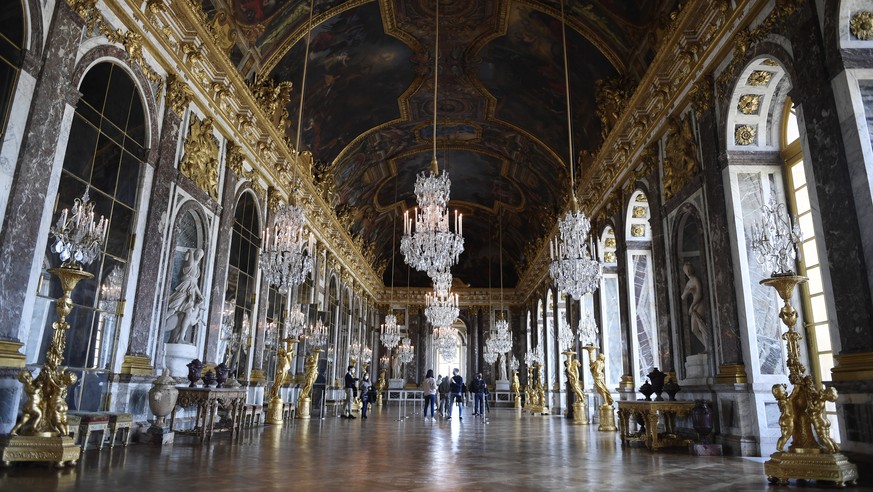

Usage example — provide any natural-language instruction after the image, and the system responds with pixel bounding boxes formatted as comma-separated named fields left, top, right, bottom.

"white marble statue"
left=497, top=353, right=508, bottom=381
left=391, top=348, right=402, bottom=379
left=681, top=261, right=710, bottom=353
left=166, top=248, right=205, bottom=344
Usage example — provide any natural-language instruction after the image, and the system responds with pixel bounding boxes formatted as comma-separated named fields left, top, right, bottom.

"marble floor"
left=0, top=406, right=859, bottom=491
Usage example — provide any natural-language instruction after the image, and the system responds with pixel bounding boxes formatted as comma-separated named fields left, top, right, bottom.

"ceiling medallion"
left=738, top=94, right=761, bottom=115
left=735, top=125, right=756, bottom=146
left=850, top=12, right=873, bottom=40
left=747, top=71, right=773, bottom=87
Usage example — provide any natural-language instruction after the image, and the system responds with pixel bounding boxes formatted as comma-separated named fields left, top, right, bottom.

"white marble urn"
left=148, top=368, right=179, bottom=428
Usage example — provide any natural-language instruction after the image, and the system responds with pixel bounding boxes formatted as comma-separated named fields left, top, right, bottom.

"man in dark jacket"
left=343, top=365, right=358, bottom=418
left=446, top=368, right=464, bottom=420
left=438, top=375, right=450, bottom=416
left=472, top=373, right=487, bottom=416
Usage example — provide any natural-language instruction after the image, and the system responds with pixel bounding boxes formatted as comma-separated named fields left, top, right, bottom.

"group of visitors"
left=343, top=365, right=489, bottom=421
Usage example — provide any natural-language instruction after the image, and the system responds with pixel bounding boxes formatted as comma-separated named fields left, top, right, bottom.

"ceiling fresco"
left=215, top=0, right=675, bottom=288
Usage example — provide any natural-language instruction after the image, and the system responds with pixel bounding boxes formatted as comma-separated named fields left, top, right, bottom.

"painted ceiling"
left=215, top=0, right=673, bottom=288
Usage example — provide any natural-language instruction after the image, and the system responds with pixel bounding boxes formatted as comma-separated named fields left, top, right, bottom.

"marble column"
left=646, top=177, right=676, bottom=373
left=203, top=166, right=238, bottom=364
left=123, top=94, right=185, bottom=376
left=250, top=203, right=274, bottom=382
left=0, top=1, right=83, bottom=349
left=613, top=208, right=633, bottom=379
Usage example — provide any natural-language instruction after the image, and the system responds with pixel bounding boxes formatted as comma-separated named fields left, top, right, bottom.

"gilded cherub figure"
left=772, top=383, right=794, bottom=452
left=11, top=370, right=43, bottom=435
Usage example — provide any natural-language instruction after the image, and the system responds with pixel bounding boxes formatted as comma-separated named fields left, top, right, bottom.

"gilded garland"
left=179, top=117, right=219, bottom=198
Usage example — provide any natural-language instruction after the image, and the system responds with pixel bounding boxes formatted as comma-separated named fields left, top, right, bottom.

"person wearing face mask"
left=343, top=365, right=358, bottom=419
left=359, top=371, right=371, bottom=419
left=471, top=373, right=487, bottom=417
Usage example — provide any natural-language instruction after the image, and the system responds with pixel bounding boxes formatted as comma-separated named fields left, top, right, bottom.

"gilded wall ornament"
left=604, top=251, right=617, bottom=263
left=690, top=76, right=713, bottom=119
left=179, top=117, right=219, bottom=198
left=594, top=77, right=634, bottom=141
left=662, top=116, right=700, bottom=200
left=735, top=124, right=756, bottom=145
left=225, top=142, right=246, bottom=178
left=166, top=74, right=192, bottom=116
left=738, top=94, right=760, bottom=114
left=267, top=186, right=282, bottom=213
left=631, top=224, right=646, bottom=237
left=249, top=76, right=294, bottom=132
left=633, top=206, right=647, bottom=219
left=211, top=9, right=238, bottom=52
left=850, top=12, right=873, bottom=40
left=762, top=58, right=779, bottom=66
left=635, top=194, right=648, bottom=202
left=747, top=71, right=773, bottom=86
left=604, top=237, right=617, bottom=248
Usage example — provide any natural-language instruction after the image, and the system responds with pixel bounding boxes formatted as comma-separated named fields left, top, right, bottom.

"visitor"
left=446, top=368, right=464, bottom=420
left=472, top=373, right=487, bottom=416
left=423, top=369, right=437, bottom=420
left=343, top=365, right=358, bottom=419
left=438, top=375, right=450, bottom=416
left=359, top=371, right=371, bottom=419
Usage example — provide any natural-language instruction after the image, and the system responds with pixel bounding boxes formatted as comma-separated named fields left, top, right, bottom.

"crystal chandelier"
left=50, top=188, right=108, bottom=267
left=434, top=326, right=457, bottom=361
left=285, top=305, right=307, bottom=340
left=397, top=336, right=415, bottom=364
left=751, top=193, right=803, bottom=277
left=381, top=313, right=401, bottom=349
left=548, top=0, right=602, bottom=301
left=400, top=0, right=463, bottom=274
left=578, top=309, right=599, bottom=346
left=493, top=316, right=512, bottom=354
left=430, top=269, right=452, bottom=297
left=307, top=319, right=329, bottom=349
left=260, top=204, right=315, bottom=294
left=483, top=338, right=498, bottom=364
left=425, top=288, right=459, bottom=327
left=558, top=317, right=575, bottom=351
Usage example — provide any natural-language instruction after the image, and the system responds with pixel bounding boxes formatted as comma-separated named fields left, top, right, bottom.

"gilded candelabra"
left=376, top=369, right=387, bottom=407
left=266, top=338, right=297, bottom=426
left=296, top=349, right=322, bottom=419
left=761, top=275, right=857, bottom=486
left=563, top=351, right=588, bottom=424
left=583, top=345, right=616, bottom=432
left=529, top=362, right=549, bottom=415
left=510, top=370, right=521, bottom=409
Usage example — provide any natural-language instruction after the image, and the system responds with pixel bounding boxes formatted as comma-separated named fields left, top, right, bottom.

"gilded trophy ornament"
left=179, top=117, right=219, bottom=198
left=735, top=125, right=756, bottom=146
left=747, top=70, right=773, bottom=86
left=662, top=116, right=700, bottom=200
left=850, top=11, right=873, bottom=40
left=166, top=74, right=193, bottom=116
left=249, top=76, right=294, bottom=132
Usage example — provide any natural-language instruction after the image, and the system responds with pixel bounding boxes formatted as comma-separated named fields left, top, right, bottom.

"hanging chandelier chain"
left=560, top=0, right=574, bottom=192
left=294, top=0, right=316, bottom=169
left=432, top=0, right=439, bottom=169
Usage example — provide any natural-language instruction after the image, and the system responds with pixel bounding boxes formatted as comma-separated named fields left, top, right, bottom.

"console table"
left=616, top=400, right=696, bottom=451
left=170, top=387, right=246, bottom=442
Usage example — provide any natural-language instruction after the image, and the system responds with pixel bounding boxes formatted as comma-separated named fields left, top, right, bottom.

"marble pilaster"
left=0, top=1, right=83, bottom=344
left=646, top=179, right=675, bottom=372
left=204, top=170, right=238, bottom=364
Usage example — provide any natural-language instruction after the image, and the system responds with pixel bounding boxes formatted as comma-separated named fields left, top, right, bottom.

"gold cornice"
left=0, top=340, right=26, bottom=368
left=832, top=352, right=873, bottom=382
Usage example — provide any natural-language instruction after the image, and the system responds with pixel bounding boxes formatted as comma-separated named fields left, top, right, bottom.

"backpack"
left=367, top=386, right=377, bottom=403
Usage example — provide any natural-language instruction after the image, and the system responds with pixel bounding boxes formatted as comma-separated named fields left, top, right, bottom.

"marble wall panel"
left=632, top=254, right=658, bottom=379
left=859, top=81, right=873, bottom=151
left=603, top=276, right=623, bottom=385
left=737, top=172, right=785, bottom=375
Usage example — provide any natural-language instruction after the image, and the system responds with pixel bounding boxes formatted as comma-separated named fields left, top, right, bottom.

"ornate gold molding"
left=831, top=352, right=873, bottom=382
left=166, top=74, right=192, bottom=116
left=179, top=116, right=219, bottom=198
left=735, top=124, right=756, bottom=145
left=715, top=363, right=748, bottom=384
left=738, top=94, right=761, bottom=114
left=120, top=355, right=153, bottom=376
left=0, top=340, right=26, bottom=367
left=662, top=115, right=700, bottom=201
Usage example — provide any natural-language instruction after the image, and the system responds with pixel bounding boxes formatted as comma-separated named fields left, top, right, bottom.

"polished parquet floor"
left=0, top=406, right=853, bottom=491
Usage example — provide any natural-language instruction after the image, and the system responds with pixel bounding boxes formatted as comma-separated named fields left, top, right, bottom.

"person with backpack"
left=437, top=375, right=450, bottom=417
left=446, top=368, right=464, bottom=420
left=471, top=373, right=487, bottom=416
left=422, top=369, right=437, bottom=420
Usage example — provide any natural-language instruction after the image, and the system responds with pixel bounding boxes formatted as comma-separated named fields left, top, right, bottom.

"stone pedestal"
left=572, top=401, right=589, bottom=425
left=514, top=396, right=521, bottom=409
left=683, top=354, right=710, bottom=385
left=265, top=396, right=284, bottom=426
left=296, top=397, right=312, bottom=419
left=598, top=404, right=617, bottom=432
left=388, top=378, right=404, bottom=389
left=765, top=451, right=858, bottom=487
left=147, top=425, right=175, bottom=446
left=495, top=379, right=509, bottom=391
left=165, top=343, right=198, bottom=378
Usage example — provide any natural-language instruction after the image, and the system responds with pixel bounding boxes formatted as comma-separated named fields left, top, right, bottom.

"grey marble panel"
left=737, top=172, right=784, bottom=375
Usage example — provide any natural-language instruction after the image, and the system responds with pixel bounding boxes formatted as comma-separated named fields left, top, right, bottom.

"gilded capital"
left=166, top=74, right=192, bottom=116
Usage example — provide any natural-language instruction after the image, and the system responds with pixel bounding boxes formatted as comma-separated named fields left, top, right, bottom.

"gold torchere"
left=295, top=349, right=322, bottom=419
left=583, top=345, right=616, bottom=432
left=266, top=339, right=297, bottom=426
left=761, top=275, right=857, bottom=487
left=1, top=266, right=90, bottom=467
left=530, top=362, right=549, bottom=415
left=563, top=351, right=588, bottom=424
left=523, top=366, right=534, bottom=411
left=376, top=369, right=386, bottom=407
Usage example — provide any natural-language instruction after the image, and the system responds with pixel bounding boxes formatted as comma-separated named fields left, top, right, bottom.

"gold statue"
left=772, top=383, right=794, bottom=452
left=269, top=343, right=293, bottom=401
left=298, top=351, right=319, bottom=402
left=591, top=353, right=614, bottom=406
left=565, top=356, right=584, bottom=404
left=49, top=372, right=77, bottom=437
left=511, top=370, right=521, bottom=403
left=10, top=371, right=43, bottom=435
left=813, top=387, right=840, bottom=453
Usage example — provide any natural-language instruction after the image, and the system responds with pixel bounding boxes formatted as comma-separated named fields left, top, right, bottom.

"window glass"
left=0, top=0, right=23, bottom=140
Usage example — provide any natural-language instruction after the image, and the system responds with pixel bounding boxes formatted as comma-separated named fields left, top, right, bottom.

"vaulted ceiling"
left=217, top=0, right=675, bottom=288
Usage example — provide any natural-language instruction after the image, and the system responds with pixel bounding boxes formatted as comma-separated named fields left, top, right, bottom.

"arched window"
left=782, top=98, right=838, bottom=436
left=626, top=190, right=658, bottom=383
left=599, top=226, right=622, bottom=386
left=0, top=0, right=24, bottom=140
left=29, top=62, right=146, bottom=411
left=227, top=191, right=261, bottom=378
